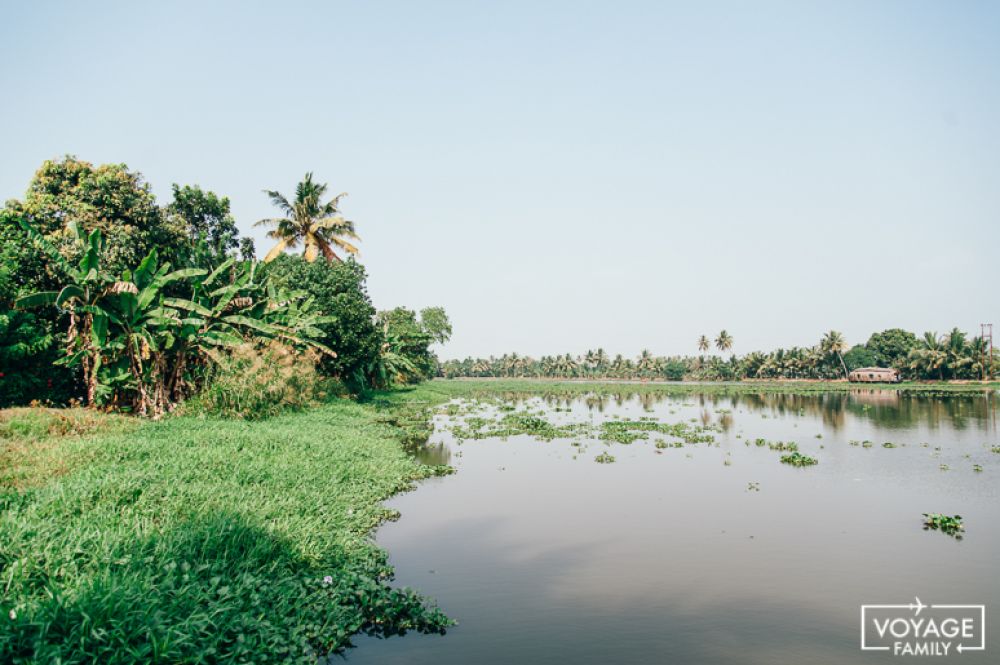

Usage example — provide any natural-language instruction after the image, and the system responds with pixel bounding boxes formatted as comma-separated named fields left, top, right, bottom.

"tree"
left=1, top=156, right=184, bottom=276
left=419, top=307, right=453, bottom=345
left=697, top=335, right=710, bottom=353
left=908, top=332, right=947, bottom=381
left=238, top=237, right=256, bottom=261
left=256, top=173, right=359, bottom=263
left=266, top=255, right=381, bottom=390
left=15, top=222, right=112, bottom=405
left=842, top=344, right=876, bottom=371
left=662, top=359, right=686, bottom=381
left=715, top=330, right=733, bottom=354
left=865, top=329, right=918, bottom=369
left=0, top=212, right=76, bottom=405
left=373, top=307, right=450, bottom=385
left=165, top=184, right=241, bottom=264
left=821, top=330, right=850, bottom=379
left=636, top=349, right=656, bottom=376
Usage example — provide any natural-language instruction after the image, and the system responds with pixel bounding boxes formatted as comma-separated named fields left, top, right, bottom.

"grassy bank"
left=0, top=398, right=453, bottom=664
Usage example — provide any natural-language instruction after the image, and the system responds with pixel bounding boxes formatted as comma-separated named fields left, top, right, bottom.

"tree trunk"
left=838, top=352, right=849, bottom=380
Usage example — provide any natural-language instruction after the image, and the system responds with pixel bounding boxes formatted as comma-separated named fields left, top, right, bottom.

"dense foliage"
left=1, top=159, right=451, bottom=407
left=1, top=157, right=184, bottom=277
left=266, top=255, right=381, bottom=391
left=374, top=307, right=453, bottom=386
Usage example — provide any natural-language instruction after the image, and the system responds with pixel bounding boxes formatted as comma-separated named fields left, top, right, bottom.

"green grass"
left=0, top=396, right=453, bottom=663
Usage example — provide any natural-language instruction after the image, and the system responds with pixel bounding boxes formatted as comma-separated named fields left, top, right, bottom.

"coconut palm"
left=715, top=330, right=733, bottom=354
left=256, top=173, right=359, bottom=263
left=636, top=349, right=656, bottom=376
left=821, top=330, right=850, bottom=379
left=698, top=335, right=710, bottom=353
left=944, top=328, right=971, bottom=378
left=909, top=332, right=947, bottom=380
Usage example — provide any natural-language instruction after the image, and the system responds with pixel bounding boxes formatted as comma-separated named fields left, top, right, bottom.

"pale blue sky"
left=2, top=1, right=998, bottom=359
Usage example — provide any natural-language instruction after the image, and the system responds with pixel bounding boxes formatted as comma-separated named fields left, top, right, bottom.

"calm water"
left=347, top=389, right=999, bottom=664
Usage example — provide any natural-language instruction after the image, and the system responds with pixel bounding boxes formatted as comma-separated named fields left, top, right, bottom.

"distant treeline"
left=441, top=328, right=997, bottom=382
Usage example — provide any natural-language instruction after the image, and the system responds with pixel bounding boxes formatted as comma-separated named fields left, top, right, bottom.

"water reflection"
left=408, top=441, right=452, bottom=466
left=452, top=388, right=999, bottom=434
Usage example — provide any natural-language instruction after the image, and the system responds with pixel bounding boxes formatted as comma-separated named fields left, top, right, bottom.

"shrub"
left=190, top=343, right=328, bottom=419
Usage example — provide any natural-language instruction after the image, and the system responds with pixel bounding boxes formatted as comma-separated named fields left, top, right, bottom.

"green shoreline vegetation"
left=1, top=396, right=454, bottom=662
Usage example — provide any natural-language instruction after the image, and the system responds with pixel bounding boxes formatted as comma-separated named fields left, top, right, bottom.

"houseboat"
left=848, top=367, right=901, bottom=383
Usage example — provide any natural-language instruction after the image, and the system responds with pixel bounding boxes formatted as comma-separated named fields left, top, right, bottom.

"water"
left=346, top=389, right=999, bottom=664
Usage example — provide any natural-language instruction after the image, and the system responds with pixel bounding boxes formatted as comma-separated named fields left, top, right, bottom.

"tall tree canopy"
left=164, top=184, right=243, bottom=263
left=0, top=156, right=184, bottom=276
left=865, top=328, right=918, bottom=369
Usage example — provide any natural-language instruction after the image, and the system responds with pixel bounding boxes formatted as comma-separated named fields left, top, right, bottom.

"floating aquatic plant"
left=768, top=441, right=798, bottom=452
left=882, top=442, right=897, bottom=449
left=780, top=452, right=818, bottom=467
left=594, top=452, right=615, bottom=464
left=922, top=513, right=964, bottom=537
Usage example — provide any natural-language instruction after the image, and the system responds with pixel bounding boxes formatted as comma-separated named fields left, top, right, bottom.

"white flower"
left=323, top=575, right=333, bottom=586
left=8, top=609, right=16, bottom=620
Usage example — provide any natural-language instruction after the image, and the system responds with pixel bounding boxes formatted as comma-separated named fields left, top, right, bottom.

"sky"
left=1, top=1, right=998, bottom=360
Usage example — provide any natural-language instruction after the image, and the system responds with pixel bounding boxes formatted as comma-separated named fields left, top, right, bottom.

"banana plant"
left=17, top=218, right=336, bottom=415
left=162, top=257, right=336, bottom=358
left=15, top=220, right=111, bottom=405
left=368, top=326, right=420, bottom=388
left=99, top=249, right=208, bottom=415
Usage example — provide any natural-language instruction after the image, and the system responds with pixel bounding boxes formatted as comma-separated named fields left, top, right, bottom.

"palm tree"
left=944, top=328, right=971, bottom=379
left=636, top=349, right=656, bottom=376
left=821, top=330, right=850, bottom=379
left=256, top=173, right=360, bottom=263
left=698, top=335, right=710, bottom=353
left=910, top=332, right=947, bottom=380
left=594, top=347, right=608, bottom=376
left=715, top=330, right=733, bottom=354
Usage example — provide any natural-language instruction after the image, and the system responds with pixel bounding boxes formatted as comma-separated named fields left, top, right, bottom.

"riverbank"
left=0, top=398, right=453, bottom=663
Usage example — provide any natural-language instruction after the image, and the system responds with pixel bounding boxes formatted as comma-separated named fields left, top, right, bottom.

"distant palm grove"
left=441, top=328, right=997, bottom=382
